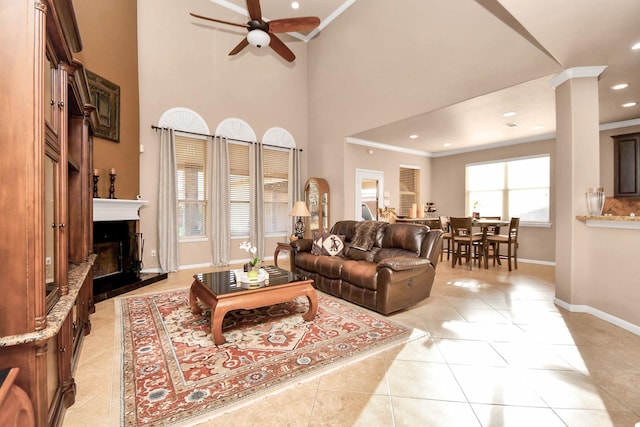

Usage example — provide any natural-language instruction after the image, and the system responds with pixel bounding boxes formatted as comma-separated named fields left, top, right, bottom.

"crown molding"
left=548, top=66, right=607, bottom=88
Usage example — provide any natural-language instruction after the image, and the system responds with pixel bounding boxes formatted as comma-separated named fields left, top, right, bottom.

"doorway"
left=355, top=169, right=384, bottom=221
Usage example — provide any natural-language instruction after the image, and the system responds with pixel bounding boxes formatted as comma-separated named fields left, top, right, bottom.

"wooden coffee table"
left=189, top=265, right=317, bottom=345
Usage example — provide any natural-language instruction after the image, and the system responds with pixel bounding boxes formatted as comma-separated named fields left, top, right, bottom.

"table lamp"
left=289, top=201, right=311, bottom=239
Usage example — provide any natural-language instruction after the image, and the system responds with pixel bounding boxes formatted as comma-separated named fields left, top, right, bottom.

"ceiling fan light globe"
left=247, top=29, right=270, bottom=48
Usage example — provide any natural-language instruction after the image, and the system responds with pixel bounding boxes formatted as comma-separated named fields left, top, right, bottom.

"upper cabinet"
left=613, top=132, right=640, bottom=198
left=304, top=178, right=330, bottom=238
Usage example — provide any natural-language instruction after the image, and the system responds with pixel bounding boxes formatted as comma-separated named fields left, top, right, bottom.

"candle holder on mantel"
left=109, top=173, right=117, bottom=199
left=93, top=175, right=100, bottom=198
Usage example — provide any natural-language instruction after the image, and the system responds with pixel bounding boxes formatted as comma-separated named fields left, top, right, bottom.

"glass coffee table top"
left=193, top=265, right=304, bottom=296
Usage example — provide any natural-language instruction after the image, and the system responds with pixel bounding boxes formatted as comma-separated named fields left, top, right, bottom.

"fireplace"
left=93, top=199, right=166, bottom=302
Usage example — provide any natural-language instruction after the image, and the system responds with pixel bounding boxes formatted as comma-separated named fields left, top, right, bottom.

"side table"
left=273, top=242, right=292, bottom=269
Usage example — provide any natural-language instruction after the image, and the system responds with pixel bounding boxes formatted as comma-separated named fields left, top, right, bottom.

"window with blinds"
left=263, top=147, right=289, bottom=235
left=176, top=134, right=207, bottom=238
left=399, top=166, right=420, bottom=216
left=229, top=142, right=250, bottom=237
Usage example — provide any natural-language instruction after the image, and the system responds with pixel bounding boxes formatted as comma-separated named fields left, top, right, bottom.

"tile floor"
left=63, top=260, right=640, bottom=426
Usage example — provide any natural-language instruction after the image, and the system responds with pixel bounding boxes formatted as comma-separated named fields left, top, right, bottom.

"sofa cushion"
left=330, top=220, right=357, bottom=242
left=381, top=223, right=428, bottom=255
left=313, top=255, right=344, bottom=279
left=345, top=246, right=379, bottom=262
left=340, top=260, right=378, bottom=290
left=351, top=221, right=388, bottom=251
left=374, top=248, right=419, bottom=263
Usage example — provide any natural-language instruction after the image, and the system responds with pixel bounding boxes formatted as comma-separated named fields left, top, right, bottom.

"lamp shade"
left=247, top=29, right=270, bottom=48
left=289, top=201, right=310, bottom=217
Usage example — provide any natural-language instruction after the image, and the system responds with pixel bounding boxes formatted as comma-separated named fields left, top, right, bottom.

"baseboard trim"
left=519, top=258, right=556, bottom=266
left=553, top=298, right=640, bottom=336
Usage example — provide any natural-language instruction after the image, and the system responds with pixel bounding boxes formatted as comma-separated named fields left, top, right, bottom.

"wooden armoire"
left=0, top=0, right=97, bottom=425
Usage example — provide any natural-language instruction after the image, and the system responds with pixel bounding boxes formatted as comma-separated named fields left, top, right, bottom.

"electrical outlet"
left=151, top=250, right=156, bottom=257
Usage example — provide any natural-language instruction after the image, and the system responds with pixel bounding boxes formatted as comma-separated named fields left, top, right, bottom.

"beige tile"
left=554, top=408, right=640, bottom=427
left=382, top=336, right=446, bottom=363
left=489, top=342, right=574, bottom=370
left=553, top=345, right=638, bottom=373
left=450, top=365, right=546, bottom=406
left=309, top=391, right=394, bottom=427
left=471, top=404, right=565, bottom=427
left=435, top=339, right=508, bottom=366
left=391, top=397, right=480, bottom=427
left=203, top=385, right=318, bottom=427
left=457, top=308, right=512, bottom=323
left=317, top=355, right=389, bottom=395
left=525, top=370, right=629, bottom=411
left=63, top=262, right=640, bottom=427
left=588, top=370, right=640, bottom=414
left=386, top=360, right=466, bottom=401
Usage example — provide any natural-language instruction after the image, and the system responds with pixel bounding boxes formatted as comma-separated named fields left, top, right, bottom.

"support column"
left=550, top=66, right=606, bottom=305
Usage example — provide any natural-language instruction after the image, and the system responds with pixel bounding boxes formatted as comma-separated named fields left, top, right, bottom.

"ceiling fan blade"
left=269, top=34, right=295, bottom=62
left=190, top=12, right=249, bottom=29
left=268, top=17, right=320, bottom=33
left=229, top=37, right=249, bottom=56
left=246, top=0, right=262, bottom=21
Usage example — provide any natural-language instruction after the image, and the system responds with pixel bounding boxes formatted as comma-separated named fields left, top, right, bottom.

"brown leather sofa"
left=290, top=220, right=443, bottom=315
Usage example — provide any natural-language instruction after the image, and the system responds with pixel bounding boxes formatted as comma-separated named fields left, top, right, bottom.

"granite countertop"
left=576, top=215, right=640, bottom=221
left=0, top=254, right=96, bottom=347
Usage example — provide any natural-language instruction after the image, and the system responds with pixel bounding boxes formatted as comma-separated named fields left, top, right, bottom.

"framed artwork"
left=87, top=70, right=120, bottom=142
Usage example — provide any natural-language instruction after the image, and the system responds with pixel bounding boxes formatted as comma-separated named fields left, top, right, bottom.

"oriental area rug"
left=118, top=288, right=419, bottom=426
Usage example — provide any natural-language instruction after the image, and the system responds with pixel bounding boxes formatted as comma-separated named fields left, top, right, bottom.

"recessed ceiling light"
left=505, top=122, right=520, bottom=128
left=632, top=41, right=640, bottom=50
left=611, top=83, right=629, bottom=90
left=291, top=1, right=300, bottom=9
left=502, top=111, right=516, bottom=118
left=622, top=102, right=637, bottom=108
left=532, top=125, right=545, bottom=130
left=409, top=134, right=418, bottom=139
left=444, top=143, right=452, bottom=147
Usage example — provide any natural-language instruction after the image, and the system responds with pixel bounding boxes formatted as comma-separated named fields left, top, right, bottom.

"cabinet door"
left=45, top=151, right=61, bottom=313
left=614, top=133, right=640, bottom=197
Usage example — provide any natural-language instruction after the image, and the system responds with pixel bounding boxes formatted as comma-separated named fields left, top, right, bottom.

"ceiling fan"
left=190, top=0, right=320, bottom=63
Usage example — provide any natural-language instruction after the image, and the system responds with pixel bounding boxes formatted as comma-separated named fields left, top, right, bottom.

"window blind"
left=175, top=135, right=207, bottom=238
left=228, top=142, right=250, bottom=237
left=263, top=147, right=289, bottom=234
left=399, top=167, right=420, bottom=216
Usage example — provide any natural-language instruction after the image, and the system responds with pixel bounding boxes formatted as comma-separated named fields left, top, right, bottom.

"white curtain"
left=208, top=136, right=230, bottom=266
left=157, top=128, right=179, bottom=272
left=289, top=148, right=303, bottom=233
left=250, top=142, right=265, bottom=261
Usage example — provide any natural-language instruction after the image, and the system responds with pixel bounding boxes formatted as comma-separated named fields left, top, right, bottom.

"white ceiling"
left=210, top=0, right=640, bottom=155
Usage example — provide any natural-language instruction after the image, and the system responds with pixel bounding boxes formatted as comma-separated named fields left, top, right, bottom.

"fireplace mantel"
left=93, top=199, right=148, bottom=222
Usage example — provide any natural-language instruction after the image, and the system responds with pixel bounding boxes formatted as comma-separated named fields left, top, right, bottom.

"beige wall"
left=74, top=0, right=140, bottom=200
left=431, top=139, right=556, bottom=263
left=342, top=144, right=432, bottom=222
left=136, top=0, right=309, bottom=270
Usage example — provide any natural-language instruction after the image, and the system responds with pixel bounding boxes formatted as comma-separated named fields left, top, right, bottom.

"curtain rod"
left=151, top=125, right=302, bottom=151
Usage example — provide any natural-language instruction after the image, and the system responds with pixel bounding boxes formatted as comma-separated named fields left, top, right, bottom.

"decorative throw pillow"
left=351, top=221, right=383, bottom=251
left=320, top=233, right=345, bottom=256
left=311, top=232, right=324, bottom=255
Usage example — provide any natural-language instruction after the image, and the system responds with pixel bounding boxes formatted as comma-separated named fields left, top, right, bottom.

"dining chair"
left=449, top=217, right=485, bottom=270
left=439, top=216, right=452, bottom=261
left=486, top=217, right=520, bottom=271
left=475, top=216, right=502, bottom=260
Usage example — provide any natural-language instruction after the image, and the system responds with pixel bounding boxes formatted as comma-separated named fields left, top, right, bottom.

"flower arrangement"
left=239, top=241, right=259, bottom=268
